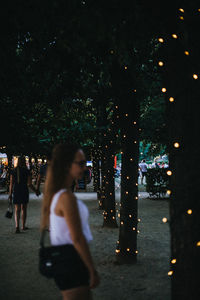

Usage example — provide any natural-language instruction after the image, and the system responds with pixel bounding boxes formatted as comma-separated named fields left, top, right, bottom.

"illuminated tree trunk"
left=162, top=12, right=200, bottom=299
left=116, top=96, right=139, bottom=263
left=103, top=148, right=118, bottom=228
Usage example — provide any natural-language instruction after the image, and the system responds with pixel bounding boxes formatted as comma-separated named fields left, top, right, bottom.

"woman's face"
left=69, top=149, right=87, bottom=180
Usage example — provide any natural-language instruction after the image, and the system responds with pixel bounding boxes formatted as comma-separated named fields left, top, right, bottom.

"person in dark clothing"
left=9, top=156, right=38, bottom=233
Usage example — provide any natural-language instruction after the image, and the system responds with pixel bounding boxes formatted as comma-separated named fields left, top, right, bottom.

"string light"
left=197, top=241, right=200, bottom=246
left=167, top=170, right=172, bottom=176
left=133, top=227, right=136, bottom=230
left=158, top=38, right=164, bottom=43
left=179, top=8, right=184, bottom=13
left=129, top=214, right=132, bottom=218
left=174, top=142, right=180, bottom=148
left=179, top=16, right=184, bottom=20
left=162, top=217, right=168, bottom=223
left=133, top=121, right=137, bottom=124
left=168, top=271, right=173, bottom=276
left=124, top=66, right=128, bottom=70
left=135, top=250, right=138, bottom=254
left=125, top=113, right=128, bottom=117
left=116, top=249, right=120, bottom=253
left=184, top=51, right=189, bottom=56
left=130, top=158, right=133, bottom=161
left=158, top=61, right=164, bottom=66
left=187, top=209, right=192, bottom=215
left=193, top=74, right=198, bottom=80
left=171, top=259, right=177, bottom=264
left=127, top=176, right=130, bottom=179
left=127, top=248, right=130, bottom=252
left=110, top=50, right=114, bottom=54
left=133, top=89, right=137, bottom=92
left=121, top=221, right=124, bottom=225
left=167, top=190, right=171, bottom=195
left=169, top=97, right=174, bottom=102
left=172, top=34, right=178, bottom=39
left=162, top=88, right=167, bottom=93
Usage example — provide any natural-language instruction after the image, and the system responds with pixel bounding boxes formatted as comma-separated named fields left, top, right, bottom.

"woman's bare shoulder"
left=59, top=190, right=76, bottom=205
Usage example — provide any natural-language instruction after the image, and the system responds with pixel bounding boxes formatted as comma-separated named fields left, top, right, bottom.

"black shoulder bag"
left=39, top=229, right=80, bottom=278
left=5, top=200, right=13, bottom=219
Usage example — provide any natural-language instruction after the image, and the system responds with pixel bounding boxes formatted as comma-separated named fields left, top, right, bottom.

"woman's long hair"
left=16, top=156, right=27, bottom=184
left=40, top=143, right=80, bottom=230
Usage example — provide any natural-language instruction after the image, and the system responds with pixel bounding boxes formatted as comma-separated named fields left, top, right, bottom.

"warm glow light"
left=193, top=74, right=198, bottom=80
left=126, top=191, right=129, bottom=194
left=125, top=113, right=128, bottom=117
left=110, top=50, right=114, bottom=54
left=171, top=259, right=177, bottom=264
left=133, top=227, right=136, bottom=230
left=158, top=38, right=164, bottom=43
left=158, top=61, right=164, bottom=66
left=168, top=271, right=173, bottom=276
left=118, top=214, right=120, bottom=217
left=127, top=248, right=130, bottom=252
left=133, top=121, right=137, bottom=124
left=124, top=66, right=128, bottom=70
left=169, top=97, right=174, bottom=102
left=167, top=170, right=172, bottom=176
left=187, top=209, right=192, bottom=215
left=167, top=190, right=171, bottom=195
left=116, top=249, right=120, bottom=253
left=121, top=221, right=124, bottom=225
left=138, top=218, right=141, bottom=222
left=172, top=34, right=178, bottom=39
left=162, top=217, right=168, bottom=223
left=129, top=215, right=132, bottom=218
left=179, top=8, right=184, bottom=12
left=127, top=176, right=130, bottom=179
left=162, top=88, right=167, bottom=93
left=184, top=51, right=189, bottom=56
left=135, top=250, right=138, bottom=254
left=179, top=16, right=184, bottom=20
left=174, top=142, right=180, bottom=148
left=197, top=241, right=200, bottom=246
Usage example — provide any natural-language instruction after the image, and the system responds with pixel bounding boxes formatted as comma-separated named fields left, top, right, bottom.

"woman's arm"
left=59, top=191, right=99, bottom=288
left=27, top=175, right=38, bottom=194
left=9, top=174, right=13, bottom=200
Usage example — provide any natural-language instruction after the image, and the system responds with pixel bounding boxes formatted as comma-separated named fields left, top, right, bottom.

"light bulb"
left=124, top=66, right=128, bottom=70
left=167, top=190, right=171, bottom=195
left=184, top=51, right=189, bottom=56
left=158, top=61, right=164, bottom=66
left=110, top=50, right=114, bottom=54
left=127, top=248, right=130, bottom=252
left=187, top=209, right=192, bottom=215
left=129, top=214, right=132, bottom=218
left=168, top=271, right=173, bottom=276
left=135, top=250, right=138, bottom=254
left=121, top=221, right=124, bottom=225
left=167, top=170, right=172, bottom=176
left=193, top=74, right=198, bottom=80
left=169, top=97, right=174, bottom=102
left=179, top=8, right=184, bottom=13
left=162, top=217, right=168, bottom=223
left=197, top=241, right=200, bottom=246
left=158, top=38, right=164, bottom=43
left=116, top=249, right=120, bottom=253
left=171, top=259, right=176, bottom=264
left=162, top=88, right=167, bottom=92
left=174, top=142, right=180, bottom=148
left=133, top=227, right=136, bottom=230
left=172, top=34, right=178, bottom=39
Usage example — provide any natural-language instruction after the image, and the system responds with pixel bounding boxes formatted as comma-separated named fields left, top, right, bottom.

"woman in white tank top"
left=40, top=143, right=100, bottom=300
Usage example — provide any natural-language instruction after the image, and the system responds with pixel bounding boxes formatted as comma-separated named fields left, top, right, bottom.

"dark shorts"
left=53, top=246, right=90, bottom=291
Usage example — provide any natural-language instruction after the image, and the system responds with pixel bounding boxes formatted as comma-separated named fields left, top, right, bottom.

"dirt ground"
left=0, top=188, right=170, bottom=300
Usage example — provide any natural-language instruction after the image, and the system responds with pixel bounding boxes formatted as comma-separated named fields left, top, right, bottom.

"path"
left=0, top=191, right=170, bottom=300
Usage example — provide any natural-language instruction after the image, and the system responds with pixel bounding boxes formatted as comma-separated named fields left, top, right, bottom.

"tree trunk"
left=116, top=97, right=139, bottom=264
left=103, top=149, right=118, bottom=228
left=161, top=9, right=200, bottom=298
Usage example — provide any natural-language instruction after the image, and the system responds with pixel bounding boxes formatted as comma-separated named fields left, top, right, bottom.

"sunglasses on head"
left=73, top=160, right=87, bottom=167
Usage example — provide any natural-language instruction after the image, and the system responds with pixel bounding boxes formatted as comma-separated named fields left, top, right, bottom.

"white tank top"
left=49, top=189, right=93, bottom=246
